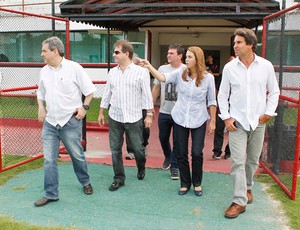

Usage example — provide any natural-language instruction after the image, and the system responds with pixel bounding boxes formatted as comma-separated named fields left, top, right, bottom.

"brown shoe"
left=224, top=203, right=246, bottom=218
left=247, top=190, right=253, bottom=204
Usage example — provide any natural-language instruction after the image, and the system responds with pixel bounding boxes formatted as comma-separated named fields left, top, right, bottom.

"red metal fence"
left=0, top=8, right=70, bottom=172
left=260, top=3, right=300, bottom=200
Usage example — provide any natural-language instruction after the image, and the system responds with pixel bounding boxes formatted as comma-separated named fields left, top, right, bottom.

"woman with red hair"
left=141, top=46, right=217, bottom=196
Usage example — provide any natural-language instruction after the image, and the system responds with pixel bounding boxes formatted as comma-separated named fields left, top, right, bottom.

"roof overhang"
left=58, top=0, right=281, bottom=31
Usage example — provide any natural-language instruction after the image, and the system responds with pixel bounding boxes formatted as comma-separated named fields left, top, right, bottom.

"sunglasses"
left=113, top=50, right=121, bottom=55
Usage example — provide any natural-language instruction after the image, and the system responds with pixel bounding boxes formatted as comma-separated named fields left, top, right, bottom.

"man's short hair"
left=234, top=28, right=258, bottom=52
left=168, top=44, right=185, bottom=56
left=114, top=40, right=134, bottom=59
left=42, top=36, right=64, bottom=57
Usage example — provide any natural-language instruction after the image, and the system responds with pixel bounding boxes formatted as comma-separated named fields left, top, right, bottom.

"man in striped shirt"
left=98, top=40, right=154, bottom=191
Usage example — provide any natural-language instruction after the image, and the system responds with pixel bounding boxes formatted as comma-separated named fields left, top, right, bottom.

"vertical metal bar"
left=0, top=119, right=2, bottom=172
left=291, top=93, right=300, bottom=200
left=52, top=0, right=56, bottom=36
left=278, top=0, right=286, bottom=92
left=82, top=95, right=87, bottom=152
left=107, top=26, right=111, bottom=72
left=261, top=18, right=267, bottom=58
left=65, top=20, right=70, bottom=59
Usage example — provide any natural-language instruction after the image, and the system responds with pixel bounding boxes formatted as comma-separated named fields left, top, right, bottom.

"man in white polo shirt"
left=35, top=36, right=95, bottom=207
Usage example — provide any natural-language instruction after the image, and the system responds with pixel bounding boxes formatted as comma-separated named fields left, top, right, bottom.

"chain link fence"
left=0, top=8, right=69, bottom=172
left=260, top=3, right=300, bottom=200
left=0, top=8, right=109, bottom=172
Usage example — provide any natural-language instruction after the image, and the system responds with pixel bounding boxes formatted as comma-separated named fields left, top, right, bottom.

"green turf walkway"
left=0, top=163, right=286, bottom=229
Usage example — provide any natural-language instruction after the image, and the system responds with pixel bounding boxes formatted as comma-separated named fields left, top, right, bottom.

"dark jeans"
left=213, top=113, right=230, bottom=156
left=174, top=122, right=206, bottom=188
left=158, top=113, right=178, bottom=169
left=109, top=117, right=146, bottom=183
left=126, top=109, right=150, bottom=152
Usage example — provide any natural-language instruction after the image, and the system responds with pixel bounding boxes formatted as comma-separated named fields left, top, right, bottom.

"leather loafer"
left=109, top=181, right=124, bottom=191
left=83, top=183, right=93, bottom=195
left=178, top=187, right=190, bottom=195
left=224, top=203, right=246, bottom=218
left=34, top=197, right=59, bottom=207
left=247, top=190, right=253, bottom=204
left=137, top=169, right=145, bottom=180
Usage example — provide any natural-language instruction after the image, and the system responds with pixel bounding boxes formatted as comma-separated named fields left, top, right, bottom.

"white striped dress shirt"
left=100, top=62, right=153, bottom=123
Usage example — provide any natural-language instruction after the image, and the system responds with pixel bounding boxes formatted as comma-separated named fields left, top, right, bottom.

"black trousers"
left=213, top=113, right=230, bottom=156
left=174, top=122, right=206, bottom=188
left=126, top=109, right=150, bottom=152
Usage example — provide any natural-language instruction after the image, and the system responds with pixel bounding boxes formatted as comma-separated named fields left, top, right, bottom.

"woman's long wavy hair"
left=182, top=46, right=206, bottom=87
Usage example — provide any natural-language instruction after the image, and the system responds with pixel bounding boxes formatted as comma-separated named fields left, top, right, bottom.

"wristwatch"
left=83, top=104, right=90, bottom=110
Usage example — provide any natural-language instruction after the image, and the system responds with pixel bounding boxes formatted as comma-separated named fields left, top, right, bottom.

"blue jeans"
left=42, top=116, right=90, bottom=199
left=174, top=122, right=206, bottom=188
left=158, top=113, right=178, bottom=169
left=109, top=117, right=146, bottom=183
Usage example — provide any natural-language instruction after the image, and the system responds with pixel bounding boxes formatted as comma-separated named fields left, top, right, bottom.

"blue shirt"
left=164, top=68, right=216, bottom=128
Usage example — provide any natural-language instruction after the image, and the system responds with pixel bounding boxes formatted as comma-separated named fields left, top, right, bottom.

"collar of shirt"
left=236, top=54, right=258, bottom=67
left=117, top=62, right=135, bottom=71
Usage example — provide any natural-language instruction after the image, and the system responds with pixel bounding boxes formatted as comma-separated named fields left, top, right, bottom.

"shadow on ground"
left=0, top=163, right=286, bottom=230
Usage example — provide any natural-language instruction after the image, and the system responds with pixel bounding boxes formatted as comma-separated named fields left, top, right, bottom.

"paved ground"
left=0, top=163, right=289, bottom=230
left=0, top=106, right=290, bottom=229
left=61, top=105, right=232, bottom=174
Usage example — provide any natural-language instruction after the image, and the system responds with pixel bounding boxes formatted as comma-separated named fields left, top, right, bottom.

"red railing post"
left=291, top=93, right=300, bottom=200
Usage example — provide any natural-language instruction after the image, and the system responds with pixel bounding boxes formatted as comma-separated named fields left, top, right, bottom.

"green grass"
left=1, top=155, right=31, bottom=169
left=0, top=97, right=107, bottom=122
left=0, top=158, right=44, bottom=186
left=267, top=107, right=298, bottom=126
left=0, top=97, right=37, bottom=119
left=0, top=215, right=75, bottom=230
left=0, top=159, right=74, bottom=230
left=255, top=174, right=300, bottom=230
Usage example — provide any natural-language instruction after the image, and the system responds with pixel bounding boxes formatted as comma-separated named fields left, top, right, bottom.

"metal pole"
left=272, top=0, right=286, bottom=174
left=82, top=95, right=87, bottom=151
left=291, top=92, right=300, bottom=200
left=51, top=0, right=55, bottom=36
left=107, top=25, right=111, bottom=72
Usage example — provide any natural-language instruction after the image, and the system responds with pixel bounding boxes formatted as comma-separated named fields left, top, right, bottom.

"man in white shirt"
left=218, top=28, right=280, bottom=218
left=98, top=40, right=154, bottom=191
left=152, top=44, right=185, bottom=179
left=35, top=37, right=95, bottom=207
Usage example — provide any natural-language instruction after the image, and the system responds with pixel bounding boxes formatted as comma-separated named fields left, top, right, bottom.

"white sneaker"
left=125, top=152, right=135, bottom=160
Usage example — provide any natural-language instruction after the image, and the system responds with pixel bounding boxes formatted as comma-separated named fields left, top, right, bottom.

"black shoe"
left=224, top=153, right=231, bottom=160
left=34, top=197, right=59, bottom=207
left=162, top=158, right=171, bottom=170
left=212, top=153, right=221, bottom=160
left=137, top=169, right=145, bottom=180
left=109, top=181, right=124, bottom=191
left=178, top=187, right=190, bottom=195
left=170, top=168, right=179, bottom=180
left=83, top=183, right=93, bottom=195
